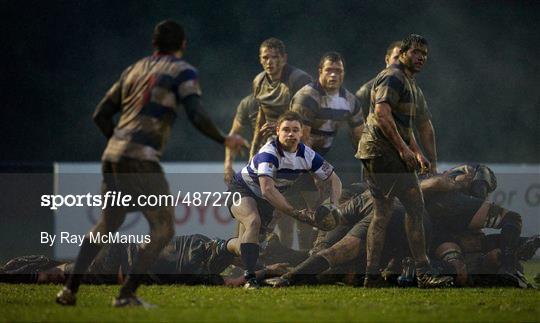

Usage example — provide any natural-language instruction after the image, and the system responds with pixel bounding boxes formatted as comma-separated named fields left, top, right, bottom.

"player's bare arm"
left=249, top=107, right=266, bottom=158
left=417, top=118, right=437, bottom=173
left=224, top=119, right=244, bottom=184
left=321, top=172, right=342, bottom=206
left=409, top=132, right=430, bottom=173
left=92, top=84, right=121, bottom=139
left=259, top=175, right=295, bottom=216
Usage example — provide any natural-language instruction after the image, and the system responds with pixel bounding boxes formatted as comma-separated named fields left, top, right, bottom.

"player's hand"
left=416, top=153, right=431, bottom=175
left=399, top=147, right=418, bottom=171
left=224, top=166, right=234, bottom=185
left=225, top=134, right=249, bottom=151
left=260, top=122, right=276, bottom=138
left=292, top=208, right=316, bottom=223
left=265, top=263, right=290, bottom=277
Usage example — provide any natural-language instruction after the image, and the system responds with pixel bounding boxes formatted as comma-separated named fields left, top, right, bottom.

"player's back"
left=103, top=54, right=201, bottom=162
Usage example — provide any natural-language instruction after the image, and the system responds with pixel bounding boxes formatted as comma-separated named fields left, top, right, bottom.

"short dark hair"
left=260, top=37, right=286, bottom=55
left=277, top=111, right=303, bottom=128
left=318, top=51, right=345, bottom=70
left=385, top=41, right=402, bottom=58
left=152, top=20, right=185, bottom=52
left=400, top=34, right=428, bottom=53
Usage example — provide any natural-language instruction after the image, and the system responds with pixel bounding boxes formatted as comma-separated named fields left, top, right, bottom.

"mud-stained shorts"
left=101, top=158, right=170, bottom=212
left=227, top=178, right=274, bottom=236
left=361, top=150, right=419, bottom=200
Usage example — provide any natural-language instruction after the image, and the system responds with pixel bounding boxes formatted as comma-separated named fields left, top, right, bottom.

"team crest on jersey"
left=321, top=161, right=332, bottom=177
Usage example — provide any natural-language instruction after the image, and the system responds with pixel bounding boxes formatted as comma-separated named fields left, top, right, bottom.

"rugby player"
left=226, top=111, right=342, bottom=289
left=356, top=41, right=437, bottom=174
left=56, top=20, right=246, bottom=307
left=249, top=38, right=312, bottom=157
left=289, top=51, right=364, bottom=249
left=421, top=165, right=526, bottom=282
left=433, top=232, right=539, bottom=288
left=356, top=34, right=451, bottom=287
left=291, top=52, right=363, bottom=157
left=2, top=234, right=291, bottom=287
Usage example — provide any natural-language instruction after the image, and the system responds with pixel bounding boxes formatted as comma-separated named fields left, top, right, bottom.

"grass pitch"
left=1, top=262, right=539, bottom=322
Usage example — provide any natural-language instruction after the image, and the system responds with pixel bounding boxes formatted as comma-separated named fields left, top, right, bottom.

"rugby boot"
left=55, top=287, right=76, bottom=306
left=514, top=271, right=535, bottom=289
left=243, top=276, right=260, bottom=290
left=397, top=257, right=416, bottom=287
left=416, top=270, right=453, bottom=288
left=112, top=295, right=156, bottom=308
left=265, top=276, right=291, bottom=288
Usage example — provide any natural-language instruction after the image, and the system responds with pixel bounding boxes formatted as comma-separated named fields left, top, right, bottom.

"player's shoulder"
left=301, top=143, right=323, bottom=162
left=356, top=77, right=377, bottom=97
left=253, top=71, right=267, bottom=86
left=294, top=82, right=322, bottom=99
left=172, top=59, right=199, bottom=78
left=258, top=140, right=280, bottom=156
left=284, top=65, right=312, bottom=93
left=238, top=94, right=257, bottom=111
left=378, top=63, right=405, bottom=80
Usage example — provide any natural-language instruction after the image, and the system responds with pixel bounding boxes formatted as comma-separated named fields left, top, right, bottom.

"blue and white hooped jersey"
left=236, top=140, right=334, bottom=198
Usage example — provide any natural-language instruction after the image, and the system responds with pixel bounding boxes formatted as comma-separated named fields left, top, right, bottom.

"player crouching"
left=225, top=111, right=342, bottom=289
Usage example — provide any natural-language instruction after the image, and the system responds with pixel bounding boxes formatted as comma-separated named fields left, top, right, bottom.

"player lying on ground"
left=0, top=234, right=297, bottom=287
left=225, top=111, right=342, bottom=289
left=433, top=231, right=539, bottom=288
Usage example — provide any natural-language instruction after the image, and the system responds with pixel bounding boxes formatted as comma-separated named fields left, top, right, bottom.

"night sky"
left=2, top=0, right=539, bottom=164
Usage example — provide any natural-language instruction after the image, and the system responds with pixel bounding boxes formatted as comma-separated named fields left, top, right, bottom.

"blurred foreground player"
left=56, top=20, right=245, bottom=307
left=226, top=111, right=342, bottom=289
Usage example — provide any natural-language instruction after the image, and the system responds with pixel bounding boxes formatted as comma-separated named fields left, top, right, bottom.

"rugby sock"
left=240, top=243, right=259, bottom=278
left=119, top=249, right=160, bottom=298
left=119, top=274, right=143, bottom=298
left=285, top=254, right=329, bottom=284
left=500, top=212, right=522, bottom=270
left=65, top=237, right=102, bottom=293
